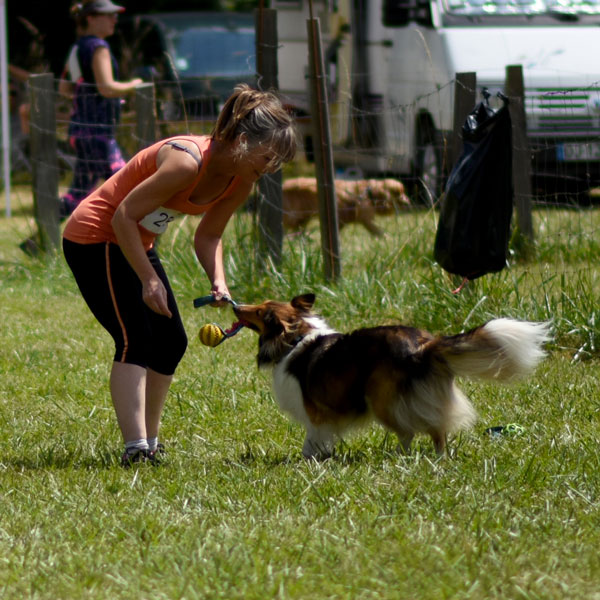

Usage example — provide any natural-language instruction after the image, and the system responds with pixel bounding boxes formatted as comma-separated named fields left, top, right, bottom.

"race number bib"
left=138, top=207, right=182, bottom=234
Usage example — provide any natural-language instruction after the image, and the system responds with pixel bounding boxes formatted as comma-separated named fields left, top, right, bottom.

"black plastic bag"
left=434, top=91, right=513, bottom=281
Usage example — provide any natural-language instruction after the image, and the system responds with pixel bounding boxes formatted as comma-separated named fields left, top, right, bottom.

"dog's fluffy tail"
left=434, top=318, right=552, bottom=382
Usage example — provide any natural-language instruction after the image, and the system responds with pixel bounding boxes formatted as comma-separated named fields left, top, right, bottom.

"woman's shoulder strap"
left=164, top=140, right=203, bottom=167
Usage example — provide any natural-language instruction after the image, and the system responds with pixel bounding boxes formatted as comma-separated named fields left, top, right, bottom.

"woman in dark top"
left=59, top=0, right=142, bottom=217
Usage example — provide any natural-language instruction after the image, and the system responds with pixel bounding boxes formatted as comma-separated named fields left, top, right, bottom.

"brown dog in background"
left=282, top=177, right=411, bottom=236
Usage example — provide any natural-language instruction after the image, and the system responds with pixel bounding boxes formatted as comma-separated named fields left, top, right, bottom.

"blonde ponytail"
left=213, top=84, right=297, bottom=170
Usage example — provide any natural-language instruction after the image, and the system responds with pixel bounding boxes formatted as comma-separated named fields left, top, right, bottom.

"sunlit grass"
left=1, top=184, right=600, bottom=599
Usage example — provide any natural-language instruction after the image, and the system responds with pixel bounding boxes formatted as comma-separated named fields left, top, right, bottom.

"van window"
left=446, top=0, right=544, bottom=15
left=383, top=0, right=433, bottom=26
left=444, top=0, right=600, bottom=15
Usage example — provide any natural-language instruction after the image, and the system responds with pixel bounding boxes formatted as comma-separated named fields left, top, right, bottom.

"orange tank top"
left=63, top=135, right=243, bottom=250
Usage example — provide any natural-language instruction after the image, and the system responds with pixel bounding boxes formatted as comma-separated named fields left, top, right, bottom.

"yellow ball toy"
left=199, top=323, right=225, bottom=347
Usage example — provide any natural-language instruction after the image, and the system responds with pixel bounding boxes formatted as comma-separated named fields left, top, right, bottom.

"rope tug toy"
left=193, top=294, right=245, bottom=347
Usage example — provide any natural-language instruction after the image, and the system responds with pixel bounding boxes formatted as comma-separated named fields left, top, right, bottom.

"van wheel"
left=415, top=131, right=443, bottom=206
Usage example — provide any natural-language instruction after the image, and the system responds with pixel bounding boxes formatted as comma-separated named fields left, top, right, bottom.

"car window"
left=171, top=27, right=256, bottom=77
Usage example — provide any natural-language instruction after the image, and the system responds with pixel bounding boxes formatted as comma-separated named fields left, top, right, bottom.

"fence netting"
left=15, top=74, right=600, bottom=267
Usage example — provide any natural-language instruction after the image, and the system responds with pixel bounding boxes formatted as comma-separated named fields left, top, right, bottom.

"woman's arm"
left=193, top=180, right=253, bottom=301
left=58, top=78, right=75, bottom=98
left=8, top=64, right=29, bottom=83
left=92, top=46, right=142, bottom=98
left=111, top=149, right=199, bottom=316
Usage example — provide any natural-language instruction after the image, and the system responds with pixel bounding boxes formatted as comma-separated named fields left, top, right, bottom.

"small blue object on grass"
left=485, top=423, right=525, bottom=438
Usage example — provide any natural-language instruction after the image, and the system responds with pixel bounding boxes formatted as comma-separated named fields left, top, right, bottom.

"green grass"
left=1, top=184, right=600, bottom=599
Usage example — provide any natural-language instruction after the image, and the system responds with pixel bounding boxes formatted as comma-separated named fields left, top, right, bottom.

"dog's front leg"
left=302, top=425, right=335, bottom=460
left=396, top=432, right=415, bottom=454
left=430, top=431, right=447, bottom=456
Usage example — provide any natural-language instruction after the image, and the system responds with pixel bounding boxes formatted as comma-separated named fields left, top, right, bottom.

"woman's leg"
left=143, top=250, right=187, bottom=445
left=64, top=240, right=186, bottom=458
left=145, top=369, right=173, bottom=440
left=104, top=136, right=126, bottom=176
left=61, top=136, right=96, bottom=217
left=110, top=361, right=147, bottom=443
left=61, top=136, right=124, bottom=217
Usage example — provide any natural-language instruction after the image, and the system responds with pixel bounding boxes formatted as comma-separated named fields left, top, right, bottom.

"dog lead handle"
left=193, top=295, right=237, bottom=308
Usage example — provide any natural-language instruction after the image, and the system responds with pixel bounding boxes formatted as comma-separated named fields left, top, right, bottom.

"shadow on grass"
left=2, top=448, right=121, bottom=471
left=230, top=436, right=445, bottom=467
left=233, top=446, right=295, bottom=468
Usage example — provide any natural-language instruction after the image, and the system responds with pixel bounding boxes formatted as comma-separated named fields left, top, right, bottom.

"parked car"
left=117, top=11, right=257, bottom=120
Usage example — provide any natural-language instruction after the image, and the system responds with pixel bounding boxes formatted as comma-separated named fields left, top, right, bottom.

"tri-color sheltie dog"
left=234, top=294, right=551, bottom=459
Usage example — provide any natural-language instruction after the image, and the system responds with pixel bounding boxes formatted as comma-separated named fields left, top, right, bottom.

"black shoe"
left=120, top=448, right=157, bottom=467
left=148, top=443, right=165, bottom=463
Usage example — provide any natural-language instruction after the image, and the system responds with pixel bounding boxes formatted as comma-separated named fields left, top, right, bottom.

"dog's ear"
left=291, top=293, right=315, bottom=312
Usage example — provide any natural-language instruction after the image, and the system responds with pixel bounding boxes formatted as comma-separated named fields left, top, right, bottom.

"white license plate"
left=557, top=142, right=600, bottom=162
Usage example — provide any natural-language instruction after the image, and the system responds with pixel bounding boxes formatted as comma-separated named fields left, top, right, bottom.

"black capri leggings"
left=63, top=239, right=188, bottom=375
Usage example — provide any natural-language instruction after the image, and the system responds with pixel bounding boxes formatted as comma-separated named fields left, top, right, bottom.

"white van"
left=274, top=0, right=600, bottom=197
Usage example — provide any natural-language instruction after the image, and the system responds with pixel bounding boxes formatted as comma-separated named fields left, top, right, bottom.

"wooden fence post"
left=307, top=16, right=341, bottom=281
left=29, top=73, right=60, bottom=253
left=452, top=72, right=476, bottom=167
left=135, top=82, right=157, bottom=150
left=255, top=7, right=283, bottom=264
left=505, top=64, right=534, bottom=243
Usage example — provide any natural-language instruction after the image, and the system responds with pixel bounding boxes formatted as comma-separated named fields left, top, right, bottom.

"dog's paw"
left=302, top=449, right=333, bottom=461
left=302, top=436, right=334, bottom=461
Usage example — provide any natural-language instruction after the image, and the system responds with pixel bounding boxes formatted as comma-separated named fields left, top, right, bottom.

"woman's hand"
left=142, top=274, right=172, bottom=318
left=209, top=283, right=233, bottom=306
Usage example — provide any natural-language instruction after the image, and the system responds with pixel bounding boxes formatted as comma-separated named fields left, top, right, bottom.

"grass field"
left=1, top=183, right=599, bottom=599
